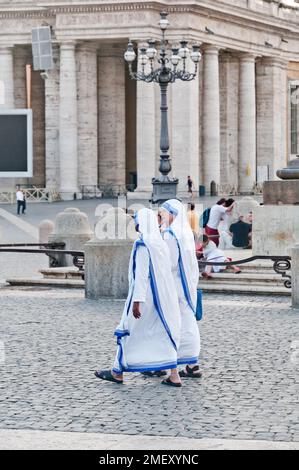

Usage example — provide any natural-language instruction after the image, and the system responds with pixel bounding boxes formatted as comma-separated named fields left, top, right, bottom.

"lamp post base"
left=151, top=178, right=179, bottom=204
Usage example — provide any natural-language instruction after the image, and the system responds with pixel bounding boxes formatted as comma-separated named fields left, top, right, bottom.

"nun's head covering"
left=134, top=208, right=161, bottom=243
left=161, top=199, right=199, bottom=310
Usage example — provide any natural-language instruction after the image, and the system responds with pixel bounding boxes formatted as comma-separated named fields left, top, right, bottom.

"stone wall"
left=253, top=205, right=299, bottom=256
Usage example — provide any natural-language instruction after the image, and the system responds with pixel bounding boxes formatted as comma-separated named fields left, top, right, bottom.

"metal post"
left=124, top=11, right=201, bottom=202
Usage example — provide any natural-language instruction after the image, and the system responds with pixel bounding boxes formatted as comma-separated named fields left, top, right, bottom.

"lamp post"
left=124, top=11, right=201, bottom=203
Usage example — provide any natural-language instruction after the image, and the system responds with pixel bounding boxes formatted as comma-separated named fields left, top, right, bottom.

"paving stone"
left=0, top=240, right=298, bottom=442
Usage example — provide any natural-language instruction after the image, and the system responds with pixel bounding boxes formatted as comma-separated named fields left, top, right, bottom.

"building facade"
left=0, top=0, right=299, bottom=198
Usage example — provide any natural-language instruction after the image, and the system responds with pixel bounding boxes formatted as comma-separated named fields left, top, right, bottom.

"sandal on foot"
left=94, top=369, right=123, bottom=384
left=202, top=272, right=213, bottom=279
left=161, top=378, right=182, bottom=388
left=179, top=365, right=202, bottom=378
left=142, top=370, right=167, bottom=377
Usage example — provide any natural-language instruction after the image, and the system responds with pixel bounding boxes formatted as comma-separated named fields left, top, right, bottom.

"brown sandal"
left=179, top=365, right=202, bottom=378
left=161, top=377, right=182, bottom=388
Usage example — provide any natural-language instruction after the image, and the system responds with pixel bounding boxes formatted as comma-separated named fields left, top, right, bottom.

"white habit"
left=113, top=208, right=181, bottom=374
left=162, top=200, right=201, bottom=366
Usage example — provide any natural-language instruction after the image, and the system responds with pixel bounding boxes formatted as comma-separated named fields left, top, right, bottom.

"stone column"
left=98, top=45, right=126, bottom=193
left=202, top=45, right=221, bottom=192
left=238, top=54, right=256, bottom=193
left=256, top=57, right=288, bottom=181
left=77, top=43, right=98, bottom=188
left=292, top=243, right=299, bottom=309
left=45, top=44, right=60, bottom=191
left=0, top=46, right=15, bottom=190
left=133, top=50, right=157, bottom=197
left=0, top=46, right=14, bottom=108
left=59, top=42, right=79, bottom=199
left=219, top=52, right=239, bottom=191
left=171, top=57, right=199, bottom=195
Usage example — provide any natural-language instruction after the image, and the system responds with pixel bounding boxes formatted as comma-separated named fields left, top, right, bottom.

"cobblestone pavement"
left=0, top=287, right=298, bottom=442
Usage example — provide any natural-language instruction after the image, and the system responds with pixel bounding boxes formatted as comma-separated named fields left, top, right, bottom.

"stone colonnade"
left=0, top=42, right=288, bottom=197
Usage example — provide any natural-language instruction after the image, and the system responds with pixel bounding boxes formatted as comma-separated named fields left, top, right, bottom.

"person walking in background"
left=187, top=175, right=194, bottom=198
left=187, top=203, right=199, bottom=236
left=16, top=186, right=26, bottom=215
left=205, top=198, right=234, bottom=247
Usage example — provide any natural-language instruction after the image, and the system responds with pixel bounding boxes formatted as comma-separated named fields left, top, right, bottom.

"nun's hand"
left=133, top=302, right=141, bottom=319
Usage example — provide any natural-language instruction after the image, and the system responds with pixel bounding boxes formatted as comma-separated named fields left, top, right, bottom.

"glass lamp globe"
left=159, top=11, right=169, bottom=30
left=178, top=40, right=189, bottom=59
left=190, top=45, right=202, bottom=63
left=146, top=40, right=157, bottom=60
left=170, top=48, right=181, bottom=66
left=124, top=42, right=136, bottom=62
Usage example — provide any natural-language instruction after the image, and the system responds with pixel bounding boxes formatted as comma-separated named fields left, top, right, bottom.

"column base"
left=59, top=189, right=82, bottom=201
left=127, top=187, right=153, bottom=200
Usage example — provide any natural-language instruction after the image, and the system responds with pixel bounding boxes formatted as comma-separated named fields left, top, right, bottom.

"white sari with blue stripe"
left=113, top=208, right=181, bottom=374
left=161, top=200, right=201, bottom=365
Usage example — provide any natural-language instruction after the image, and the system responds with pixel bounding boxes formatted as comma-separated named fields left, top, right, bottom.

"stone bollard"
left=85, top=207, right=137, bottom=299
left=292, top=243, right=299, bottom=310
left=234, top=196, right=259, bottom=222
left=39, top=219, right=54, bottom=244
left=49, top=208, right=92, bottom=267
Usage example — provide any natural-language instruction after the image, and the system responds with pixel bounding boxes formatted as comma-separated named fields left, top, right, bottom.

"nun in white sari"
left=161, top=199, right=202, bottom=378
left=95, top=208, right=182, bottom=387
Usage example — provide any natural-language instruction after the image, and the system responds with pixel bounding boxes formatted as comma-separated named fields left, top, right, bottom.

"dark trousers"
left=17, top=200, right=26, bottom=214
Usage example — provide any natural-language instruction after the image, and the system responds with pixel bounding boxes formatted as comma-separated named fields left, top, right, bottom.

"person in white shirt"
left=16, top=186, right=26, bottom=215
left=219, top=198, right=235, bottom=250
left=202, top=235, right=241, bottom=278
left=205, top=198, right=234, bottom=246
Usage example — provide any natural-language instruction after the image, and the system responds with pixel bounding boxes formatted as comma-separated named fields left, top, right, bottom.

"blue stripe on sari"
left=114, top=237, right=177, bottom=372
left=148, top=257, right=177, bottom=352
left=177, top=356, right=199, bottom=366
left=168, top=228, right=196, bottom=314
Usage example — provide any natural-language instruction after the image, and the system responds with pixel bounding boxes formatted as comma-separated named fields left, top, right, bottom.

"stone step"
left=6, top=278, right=84, bottom=288
left=199, top=272, right=286, bottom=286
left=199, top=261, right=281, bottom=271
left=39, top=267, right=84, bottom=280
left=198, top=282, right=291, bottom=296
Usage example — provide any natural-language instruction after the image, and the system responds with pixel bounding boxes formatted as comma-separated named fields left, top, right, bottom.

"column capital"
left=238, top=52, right=257, bottom=63
left=59, top=41, right=76, bottom=51
left=0, top=45, right=14, bottom=53
left=202, top=44, right=221, bottom=55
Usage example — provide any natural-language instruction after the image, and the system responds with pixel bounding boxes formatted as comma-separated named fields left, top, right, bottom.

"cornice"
left=0, top=1, right=298, bottom=37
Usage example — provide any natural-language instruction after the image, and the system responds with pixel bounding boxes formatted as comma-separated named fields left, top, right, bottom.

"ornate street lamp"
left=124, top=11, right=202, bottom=202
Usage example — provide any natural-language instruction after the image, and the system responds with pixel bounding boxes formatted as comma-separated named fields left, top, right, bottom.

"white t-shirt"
left=207, top=204, right=226, bottom=230
left=16, top=190, right=24, bottom=202
left=203, top=240, right=226, bottom=261
left=221, top=211, right=233, bottom=233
